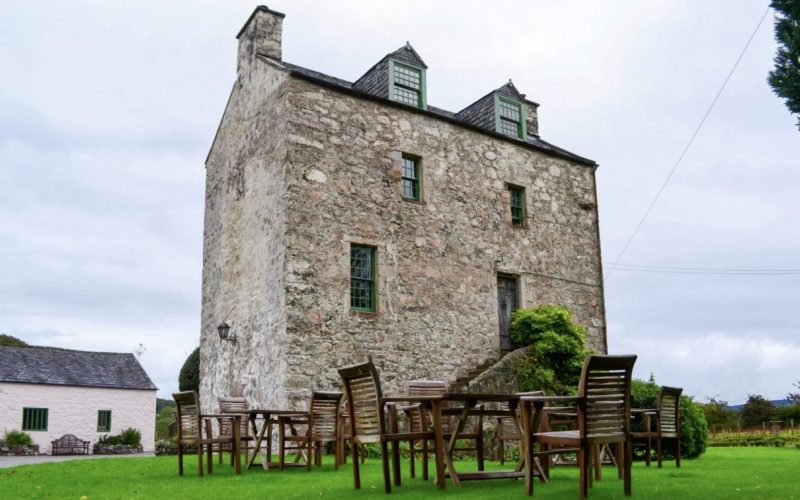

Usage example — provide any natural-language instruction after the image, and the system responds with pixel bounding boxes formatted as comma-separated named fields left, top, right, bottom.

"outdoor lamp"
left=217, top=321, right=236, bottom=343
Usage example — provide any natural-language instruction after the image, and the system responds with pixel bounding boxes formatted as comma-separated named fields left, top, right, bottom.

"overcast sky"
left=2, top=0, right=797, bottom=404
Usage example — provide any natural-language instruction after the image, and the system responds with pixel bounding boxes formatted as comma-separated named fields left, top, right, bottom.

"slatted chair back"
left=577, top=355, right=637, bottom=441
left=338, top=360, right=384, bottom=443
left=174, top=391, right=202, bottom=444
left=658, top=386, right=682, bottom=438
left=219, top=396, right=250, bottom=438
left=407, top=380, right=447, bottom=431
left=310, top=391, right=343, bottom=441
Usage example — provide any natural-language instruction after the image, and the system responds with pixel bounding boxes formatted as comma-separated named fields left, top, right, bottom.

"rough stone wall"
left=199, top=57, right=290, bottom=413
left=0, top=383, right=156, bottom=453
left=280, top=77, right=605, bottom=407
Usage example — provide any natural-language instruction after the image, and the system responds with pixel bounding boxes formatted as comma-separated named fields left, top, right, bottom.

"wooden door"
left=497, top=276, right=518, bottom=351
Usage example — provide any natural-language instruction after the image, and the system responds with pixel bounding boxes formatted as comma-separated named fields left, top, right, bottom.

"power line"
left=608, top=6, right=772, bottom=276
left=605, top=262, right=800, bottom=276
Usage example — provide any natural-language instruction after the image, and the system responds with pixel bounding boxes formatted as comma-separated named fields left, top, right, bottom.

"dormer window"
left=494, top=96, right=526, bottom=139
left=389, top=60, right=426, bottom=109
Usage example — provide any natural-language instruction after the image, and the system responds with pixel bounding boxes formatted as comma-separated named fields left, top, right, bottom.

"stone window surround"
left=400, top=153, right=422, bottom=202
left=502, top=181, right=529, bottom=229
left=342, top=236, right=388, bottom=317
left=389, top=151, right=428, bottom=205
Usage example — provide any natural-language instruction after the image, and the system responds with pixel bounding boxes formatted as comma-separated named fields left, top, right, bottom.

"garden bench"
left=51, top=434, right=90, bottom=455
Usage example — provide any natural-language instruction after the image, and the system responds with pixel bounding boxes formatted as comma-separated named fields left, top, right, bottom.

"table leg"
left=267, top=418, right=273, bottom=466
left=430, top=400, right=447, bottom=490
left=442, top=402, right=471, bottom=487
left=233, top=417, right=242, bottom=475
left=247, top=415, right=267, bottom=470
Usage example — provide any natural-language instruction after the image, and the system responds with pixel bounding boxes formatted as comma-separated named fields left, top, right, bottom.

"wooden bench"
left=51, top=434, right=90, bottom=455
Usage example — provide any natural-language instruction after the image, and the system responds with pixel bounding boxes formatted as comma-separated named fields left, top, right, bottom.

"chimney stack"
left=237, top=6, right=285, bottom=73
left=525, top=102, right=539, bottom=137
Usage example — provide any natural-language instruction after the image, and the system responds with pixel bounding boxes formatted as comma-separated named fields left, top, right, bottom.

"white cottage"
left=0, top=345, right=157, bottom=454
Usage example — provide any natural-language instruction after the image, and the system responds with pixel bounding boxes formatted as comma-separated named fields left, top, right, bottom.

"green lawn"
left=1, top=447, right=798, bottom=499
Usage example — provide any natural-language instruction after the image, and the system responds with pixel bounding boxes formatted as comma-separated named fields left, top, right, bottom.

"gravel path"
left=0, top=453, right=154, bottom=469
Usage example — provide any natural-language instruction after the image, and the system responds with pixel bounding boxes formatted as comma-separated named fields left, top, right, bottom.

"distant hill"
left=729, top=399, right=792, bottom=411
left=156, top=398, right=176, bottom=412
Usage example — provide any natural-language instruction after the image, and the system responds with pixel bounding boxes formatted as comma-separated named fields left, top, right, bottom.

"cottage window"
left=350, top=245, right=376, bottom=312
left=508, top=184, right=526, bottom=226
left=401, top=155, right=421, bottom=200
left=97, top=410, right=112, bottom=432
left=22, top=407, right=48, bottom=431
left=495, top=96, right=526, bottom=139
left=390, top=60, right=425, bottom=109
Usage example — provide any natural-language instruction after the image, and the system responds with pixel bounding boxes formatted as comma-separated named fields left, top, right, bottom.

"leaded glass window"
left=497, top=98, right=524, bottom=139
left=22, top=407, right=48, bottom=431
left=98, top=410, right=112, bottom=432
left=350, top=245, right=376, bottom=311
left=391, top=61, right=423, bottom=108
left=401, top=155, right=420, bottom=200
left=508, top=185, right=525, bottom=225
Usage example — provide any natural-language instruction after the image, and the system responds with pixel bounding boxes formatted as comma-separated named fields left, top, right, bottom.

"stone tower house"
left=200, top=6, right=607, bottom=411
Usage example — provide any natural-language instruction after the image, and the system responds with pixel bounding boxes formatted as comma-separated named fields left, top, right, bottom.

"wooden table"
left=437, top=392, right=546, bottom=486
left=246, top=409, right=308, bottom=470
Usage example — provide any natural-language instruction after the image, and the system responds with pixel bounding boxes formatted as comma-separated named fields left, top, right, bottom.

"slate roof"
left=279, top=51, right=596, bottom=167
left=0, top=345, right=157, bottom=391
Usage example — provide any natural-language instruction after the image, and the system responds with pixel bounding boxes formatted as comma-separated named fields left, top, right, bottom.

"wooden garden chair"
left=338, top=401, right=367, bottom=466
left=173, top=391, right=241, bottom=477
left=278, top=391, right=343, bottom=470
left=217, top=396, right=253, bottom=465
left=520, top=354, right=637, bottom=498
left=631, top=386, right=682, bottom=467
left=338, top=359, right=440, bottom=493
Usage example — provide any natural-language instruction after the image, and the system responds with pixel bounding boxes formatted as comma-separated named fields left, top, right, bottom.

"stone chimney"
left=525, top=101, right=540, bottom=137
left=237, top=6, right=285, bottom=73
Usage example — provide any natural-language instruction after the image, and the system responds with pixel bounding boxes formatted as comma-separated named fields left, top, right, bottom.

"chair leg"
left=307, top=436, right=313, bottom=472
left=279, top=421, right=286, bottom=470
left=392, top=439, right=401, bottom=486
left=178, top=444, right=184, bottom=476
left=477, top=433, right=485, bottom=471
left=645, top=435, right=652, bottom=466
left=207, top=443, right=213, bottom=474
left=422, top=439, right=429, bottom=480
left=361, top=444, right=366, bottom=464
left=409, top=440, right=416, bottom=478
left=197, top=443, right=204, bottom=478
left=352, top=441, right=361, bottom=489
left=675, top=435, right=681, bottom=468
left=334, top=438, right=340, bottom=470
left=593, top=445, right=601, bottom=481
left=578, top=448, right=588, bottom=500
left=381, top=440, right=392, bottom=493
left=657, top=437, right=663, bottom=468
left=498, top=439, right=505, bottom=465
left=624, top=439, right=632, bottom=496
left=617, top=442, right=624, bottom=479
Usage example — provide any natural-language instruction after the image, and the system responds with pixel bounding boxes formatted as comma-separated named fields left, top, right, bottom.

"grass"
left=1, top=447, right=798, bottom=499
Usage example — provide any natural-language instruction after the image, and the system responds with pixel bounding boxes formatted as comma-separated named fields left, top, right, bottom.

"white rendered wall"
left=0, top=383, right=156, bottom=453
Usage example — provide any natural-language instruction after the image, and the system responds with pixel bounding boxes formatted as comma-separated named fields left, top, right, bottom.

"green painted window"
left=508, top=185, right=525, bottom=225
left=350, top=245, right=376, bottom=311
left=389, top=60, right=426, bottom=109
left=401, top=155, right=420, bottom=200
left=97, top=410, right=112, bottom=432
left=22, top=407, right=48, bottom=431
left=495, top=96, right=526, bottom=139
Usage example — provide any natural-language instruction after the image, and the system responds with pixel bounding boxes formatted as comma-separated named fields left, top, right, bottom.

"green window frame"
left=97, top=410, right=112, bottom=432
left=401, top=154, right=421, bottom=200
left=389, top=59, right=427, bottom=109
left=494, top=95, right=527, bottom=139
left=350, top=245, right=377, bottom=312
left=508, top=184, right=526, bottom=226
left=22, top=407, right=48, bottom=431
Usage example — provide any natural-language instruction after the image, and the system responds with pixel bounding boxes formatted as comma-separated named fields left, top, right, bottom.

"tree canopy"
left=178, top=347, right=200, bottom=392
left=740, top=394, right=776, bottom=428
left=768, top=0, right=800, bottom=130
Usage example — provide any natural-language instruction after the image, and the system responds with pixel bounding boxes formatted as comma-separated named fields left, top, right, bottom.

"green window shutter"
left=401, top=155, right=421, bottom=200
left=97, top=410, right=112, bottom=432
left=494, top=95, right=527, bottom=139
left=350, top=245, right=377, bottom=312
left=508, top=185, right=525, bottom=225
left=22, top=407, right=48, bottom=431
left=389, top=59, right=427, bottom=110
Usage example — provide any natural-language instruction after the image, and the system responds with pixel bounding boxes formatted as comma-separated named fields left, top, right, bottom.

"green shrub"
left=631, top=377, right=708, bottom=459
left=511, top=305, right=591, bottom=395
left=179, top=347, right=200, bottom=392
left=775, top=404, right=800, bottom=424
left=120, top=427, right=142, bottom=447
left=4, top=430, right=33, bottom=447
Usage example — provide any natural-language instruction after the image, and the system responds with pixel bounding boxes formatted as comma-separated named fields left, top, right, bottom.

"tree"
left=701, top=396, right=739, bottom=432
left=178, top=347, right=200, bottom=392
left=740, top=394, right=776, bottom=428
left=768, top=0, right=800, bottom=130
left=0, top=334, right=29, bottom=347
left=788, top=380, right=800, bottom=403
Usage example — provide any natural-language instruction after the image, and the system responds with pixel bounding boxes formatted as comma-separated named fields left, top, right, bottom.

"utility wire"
left=607, top=6, right=772, bottom=277
left=605, top=262, right=800, bottom=275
